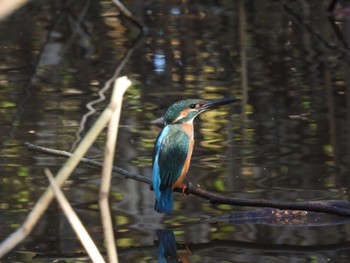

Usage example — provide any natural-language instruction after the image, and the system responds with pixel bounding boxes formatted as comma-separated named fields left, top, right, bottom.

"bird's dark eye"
left=189, top=104, right=196, bottom=109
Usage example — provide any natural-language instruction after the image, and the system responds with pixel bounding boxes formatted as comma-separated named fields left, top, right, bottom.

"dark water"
left=1, top=0, right=350, bottom=262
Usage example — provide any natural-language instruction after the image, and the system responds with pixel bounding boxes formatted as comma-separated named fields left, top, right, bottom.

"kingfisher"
left=152, top=97, right=239, bottom=213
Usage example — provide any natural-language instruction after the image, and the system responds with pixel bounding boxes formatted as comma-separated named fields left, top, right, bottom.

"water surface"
left=0, top=0, right=350, bottom=262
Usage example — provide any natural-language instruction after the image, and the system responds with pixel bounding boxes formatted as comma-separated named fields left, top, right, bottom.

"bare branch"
left=25, top=142, right=151, bottom=184
left=24, top=143, right=350, bottom=218
left=112, top=0, right=145, bottom=31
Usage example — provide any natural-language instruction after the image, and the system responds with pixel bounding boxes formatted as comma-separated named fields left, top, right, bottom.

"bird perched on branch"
left=152, top=98, right=239, bottom=213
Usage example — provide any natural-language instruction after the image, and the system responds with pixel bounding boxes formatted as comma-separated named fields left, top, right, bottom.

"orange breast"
left=172, top=122, right=194, bottom=189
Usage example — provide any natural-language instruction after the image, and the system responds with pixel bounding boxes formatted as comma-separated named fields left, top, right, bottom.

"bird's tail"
left=155, top=188, right=173, bottom=213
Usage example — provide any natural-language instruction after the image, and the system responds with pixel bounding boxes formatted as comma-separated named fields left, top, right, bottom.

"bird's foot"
left=186, top=245, right=192, bottom=255
left=180, top=183, right=187, bottom=194
left=183, top=182, right=193, bottom=195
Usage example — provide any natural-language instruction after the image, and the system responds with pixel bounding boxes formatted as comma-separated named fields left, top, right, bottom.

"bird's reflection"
left=156, top=229, right=191, bottom=263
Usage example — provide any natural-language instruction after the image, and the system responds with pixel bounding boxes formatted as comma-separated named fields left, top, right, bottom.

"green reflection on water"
left=112, top=191, right=124, bottom=201
left=18, top=166, right=29, bottom=177
left=216, top=204, right=232, bottom=211
left=0, top=101, right=16, bottom=108
left=214, top=178, right=226, bottom=192
left=116, top=237, right=132, bottom=247
left=323, top=144, right=334, bottom=156
left=116, top=215, right=129, bottom=225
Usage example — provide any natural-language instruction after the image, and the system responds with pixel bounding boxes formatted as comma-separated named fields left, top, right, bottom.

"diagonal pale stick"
left=45, top=169, right=105, bottom=263
left=0, top=0, right=29, bottom=21
left=99, top=77, right=131, bottom=263
left=0, top=76, right=127, bottom=258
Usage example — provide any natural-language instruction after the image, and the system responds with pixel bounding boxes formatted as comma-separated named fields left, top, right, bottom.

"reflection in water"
left=157, top=229, right=192, bottom=263
left=157, top=229, right=183, bottom=263
left=153, top=53, right=166, bottom=73
left=1, top=0, right=350, bottom=262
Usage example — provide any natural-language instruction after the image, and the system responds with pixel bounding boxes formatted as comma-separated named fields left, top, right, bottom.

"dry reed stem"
left=45, top=169, right=105, bottom=263
left=99, top=76, right=131, bottom=263
left=0, top=80, right=122, bottom=258
left=0, top=0, right=29, bottom=21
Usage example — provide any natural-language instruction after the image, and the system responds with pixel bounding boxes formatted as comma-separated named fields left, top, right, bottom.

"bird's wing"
left=155, top=126, right=190, bottom=189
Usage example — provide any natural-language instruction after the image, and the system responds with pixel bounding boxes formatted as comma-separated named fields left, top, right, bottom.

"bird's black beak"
left=200, top=97, right=240, bottom=111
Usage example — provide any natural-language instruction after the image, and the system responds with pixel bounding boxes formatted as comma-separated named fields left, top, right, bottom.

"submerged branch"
left=71, top=30, right=145, bottom=151
left=25, top=143, right=350, bottom=218
left=183, top=184, right=350, bottom=217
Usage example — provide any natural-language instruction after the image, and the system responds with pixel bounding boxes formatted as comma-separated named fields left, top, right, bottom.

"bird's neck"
left=179, top=121, right=194, bottom=139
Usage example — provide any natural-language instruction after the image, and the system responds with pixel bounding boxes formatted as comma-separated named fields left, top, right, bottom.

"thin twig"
left=45, top=169, right=105, bottom=263
left=25, top=142, right=151, bottom=184
left=100, top=76, right=131, bottom=263
left=62, top=0, right=92, bottom=55
left=23, top=143, right=350, bottom=218
left=112, top=0, right=145, bottom=31
left=278, top=1, right=350, bottom=61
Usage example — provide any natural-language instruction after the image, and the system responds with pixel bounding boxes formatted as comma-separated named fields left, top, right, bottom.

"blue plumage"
left=152, top=125, right=189, bottom=213
left=152, top=126, right=168, bottom=202
left=154, top=188, right=173, bottom=213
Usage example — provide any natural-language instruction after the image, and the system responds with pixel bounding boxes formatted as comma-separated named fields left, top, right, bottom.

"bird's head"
left=163, top=98, right=239, bottom=125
